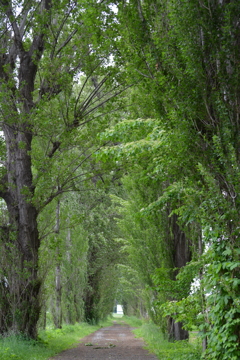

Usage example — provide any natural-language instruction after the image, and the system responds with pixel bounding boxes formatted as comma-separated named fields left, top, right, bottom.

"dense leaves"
left=98, top=0, right=240, bottom=356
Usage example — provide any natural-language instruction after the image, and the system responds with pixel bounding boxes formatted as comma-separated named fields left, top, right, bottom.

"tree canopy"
left=1, top=1, right=240, bottom=358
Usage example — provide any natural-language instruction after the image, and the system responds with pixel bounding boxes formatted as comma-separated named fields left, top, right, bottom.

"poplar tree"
left=113, top=0, right=240, bottom=356
left=0, top=0, right=122, bottom=338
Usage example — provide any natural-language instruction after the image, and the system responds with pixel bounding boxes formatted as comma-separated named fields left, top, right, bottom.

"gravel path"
left=49, top=321, right=159, bottom=360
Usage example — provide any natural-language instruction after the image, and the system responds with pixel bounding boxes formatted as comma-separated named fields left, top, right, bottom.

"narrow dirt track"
left=49, top=321, right=159, bottom=360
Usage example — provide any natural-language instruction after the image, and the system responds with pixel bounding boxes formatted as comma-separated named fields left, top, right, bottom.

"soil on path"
left=49, top=321, right=159, bottom=360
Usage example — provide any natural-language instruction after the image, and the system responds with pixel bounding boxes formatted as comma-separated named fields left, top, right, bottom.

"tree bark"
left=168, top=213, right=191, bottom=341
left=1, top=121, right=41, bottom=338
left=84, top=243, right=101, bottom=324
left=54, top=262, right=62, bottom=329
left=53, top=200, right=62, bottom=329
left=0, top=0, right=52, bottom=338
left=84, top=271, right=100, bottom=324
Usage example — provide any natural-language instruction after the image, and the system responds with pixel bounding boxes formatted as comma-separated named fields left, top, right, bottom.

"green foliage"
left=202, top=240, right=240, bottom=360
left=38, top=186, right=121, bottom=327
left=152, top=265, right=193, bottom=301
left=152, top=259, right=205, bottom=334
left=113, top=0, right=240, bottom=356
left=110, top=172, right=171, bottom=323
left=38, top=195, right=88, bottom=326
left=81, top=189, right=121, bottom=324
left=161, top=293, right=203, bottom=332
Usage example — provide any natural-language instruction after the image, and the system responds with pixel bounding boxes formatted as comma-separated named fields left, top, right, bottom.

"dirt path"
left=49, top=321, right=159, bottom=360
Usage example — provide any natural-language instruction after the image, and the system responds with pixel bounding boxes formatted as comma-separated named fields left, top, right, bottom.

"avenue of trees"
left=0, top=1, right=240, bottom=359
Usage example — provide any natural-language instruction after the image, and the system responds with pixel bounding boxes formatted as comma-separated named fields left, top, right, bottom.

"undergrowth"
left=133, top=322, right=202, bottom=360
left=0, top=319, right=112, bottom=360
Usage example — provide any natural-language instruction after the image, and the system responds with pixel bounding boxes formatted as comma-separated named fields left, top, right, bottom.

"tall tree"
left=114, top=0, right=240, bottom=356
left=0, top=0, right=124, bottom=338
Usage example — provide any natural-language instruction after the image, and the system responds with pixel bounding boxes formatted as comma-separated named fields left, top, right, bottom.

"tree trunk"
left=84, top=271, right=100, bottom=324
left=169, top=213, right=192, bottom=341
left=0, top=122, right=41, bottom=338
left=53, top=200, right=62, bottom=329
left=198, top=229, right=208, bottom=351
left=54, top=262, right=62, bottom=329
left=65, top=227, right=75, bottom=325
left=168, top=318, right=189, bottom=341
left=0, top=0, right=51, bottom=337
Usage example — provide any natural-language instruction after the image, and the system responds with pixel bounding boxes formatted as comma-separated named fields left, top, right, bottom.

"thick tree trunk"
left=168, top=214, right=192, bottom=341
left=172, top=214, right=191, bottom=271
left=0, top=1, right=51, bottom=336
left=168, top=318, right=189, bottom=342
left=0, top=45, right=43, bottom=337
left=0, top=122, right=41, bottom=338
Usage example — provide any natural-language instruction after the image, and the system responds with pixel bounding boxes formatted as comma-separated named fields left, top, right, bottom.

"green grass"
left=133, top=322, right=202, bottom=360
left=118, top=315, right=143, bottom=327
left=0, top=319, right=113, bottom=360
left=0, top=317, right=202, bottom=360
left=114, top=315, right=202, bottom=359
left=112, top=313, right=124, bottom=319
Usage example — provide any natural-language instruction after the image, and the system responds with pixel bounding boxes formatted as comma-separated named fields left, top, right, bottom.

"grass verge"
left=133, top=322, right=202, bottom=360
left=117, top=315, right=143, bottom=327
left=0, top=318, right=113, bottom=360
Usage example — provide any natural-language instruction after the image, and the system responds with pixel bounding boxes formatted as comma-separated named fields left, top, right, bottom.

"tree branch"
left=29, top=0, right=52, bottom=58
left=0, top=0, right=25, bottom=53
left=55, top=28, right=78, bottom=57
left=78, top=84, right=133, bottom=125
left=47, top=141, right=61, bottom=158
left=50, top=3, right=76, bottom=59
